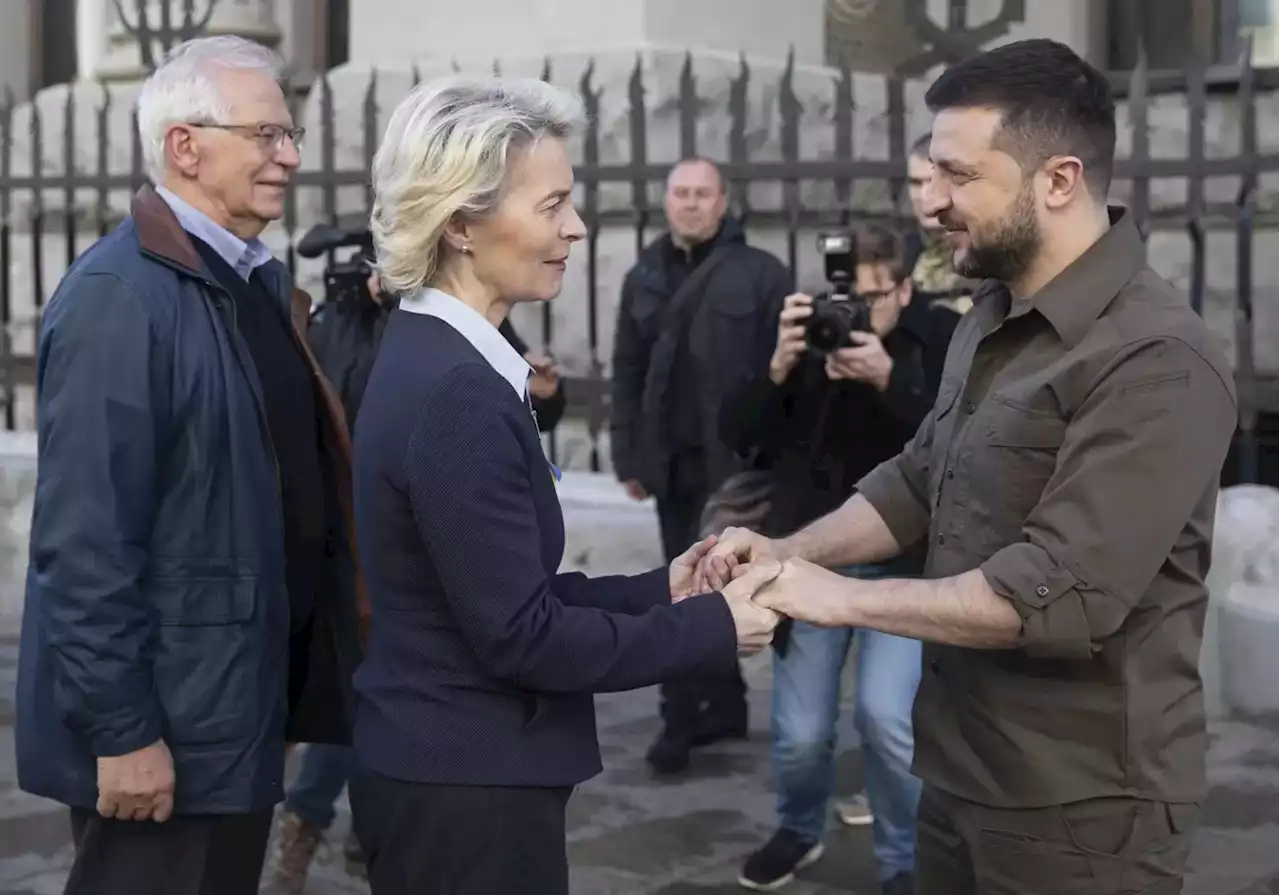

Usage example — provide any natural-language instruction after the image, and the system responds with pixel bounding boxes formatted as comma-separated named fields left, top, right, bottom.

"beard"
left=946, top=182, right=1042, bottom=285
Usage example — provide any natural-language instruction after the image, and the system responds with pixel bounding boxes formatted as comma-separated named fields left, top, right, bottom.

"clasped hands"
left=669, top=529, right=848, bottom=655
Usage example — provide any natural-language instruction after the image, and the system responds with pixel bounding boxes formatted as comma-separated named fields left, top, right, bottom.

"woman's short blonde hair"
left=370, top=76, right=584, bottom=295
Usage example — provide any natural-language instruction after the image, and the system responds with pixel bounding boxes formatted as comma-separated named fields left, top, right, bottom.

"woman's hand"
left=669, top=534, right=721, bottom=602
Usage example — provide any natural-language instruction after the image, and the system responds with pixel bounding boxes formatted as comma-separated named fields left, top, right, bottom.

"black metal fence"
left=0, top=50, right=1276, bottom=481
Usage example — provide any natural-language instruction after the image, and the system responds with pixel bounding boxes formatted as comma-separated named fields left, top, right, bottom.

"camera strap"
left=658, top=245, right=735, bottom=337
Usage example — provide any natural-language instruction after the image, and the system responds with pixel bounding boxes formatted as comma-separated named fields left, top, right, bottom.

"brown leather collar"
left=130, top=183, right=205, bottom=274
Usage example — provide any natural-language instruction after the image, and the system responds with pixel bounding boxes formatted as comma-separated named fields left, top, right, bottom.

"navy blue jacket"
left=15, top=186, right=367, bottom=814
left=352, top=310, right=738, bottom=787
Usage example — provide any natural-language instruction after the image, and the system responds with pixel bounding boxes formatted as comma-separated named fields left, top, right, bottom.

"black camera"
left=298, top=222, right=377, bottom=304
left=804, top=232, right=872, bottom=355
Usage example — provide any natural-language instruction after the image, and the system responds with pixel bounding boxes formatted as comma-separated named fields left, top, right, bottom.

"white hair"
left=136, top=35, right=286, bottom=184
left=370, top=76, right=584, bottom=296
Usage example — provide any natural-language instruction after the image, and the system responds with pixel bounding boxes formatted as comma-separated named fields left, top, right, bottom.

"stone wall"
left=0, top=432, right=662, bottom=617
left=0, top=434, right=37, bottom=616
left=1, top=47, right=1276, bottom=448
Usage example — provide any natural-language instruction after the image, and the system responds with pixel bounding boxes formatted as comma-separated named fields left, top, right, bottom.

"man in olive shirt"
left=701, top=39, right=1237, bottom=894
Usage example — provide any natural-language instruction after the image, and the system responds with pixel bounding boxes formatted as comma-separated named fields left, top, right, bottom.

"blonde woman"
left=348, top=76, right=782, bottom=894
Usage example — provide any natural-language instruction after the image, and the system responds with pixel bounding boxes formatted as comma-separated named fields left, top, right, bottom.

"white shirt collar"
left=155, top=184, right=274, bottom=281
left=399, top=287, right=532, bottom=398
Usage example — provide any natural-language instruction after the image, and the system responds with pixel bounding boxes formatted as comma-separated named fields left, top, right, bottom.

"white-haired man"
left=14, top=36, right=366, bottom=894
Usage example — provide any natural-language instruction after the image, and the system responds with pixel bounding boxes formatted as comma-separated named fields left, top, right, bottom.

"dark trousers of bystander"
left=914, top=784, right=1199, bottom=895
left=654, top=451, right=747, bottom=736
left=63, top=807, right=273, bottom=895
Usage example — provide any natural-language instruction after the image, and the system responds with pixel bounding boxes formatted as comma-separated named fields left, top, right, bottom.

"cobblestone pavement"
left=1, top=627, right=1276, bottom=894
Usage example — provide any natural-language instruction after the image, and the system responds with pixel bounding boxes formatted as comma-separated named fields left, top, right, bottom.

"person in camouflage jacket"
left=905, top=133, right=980, bottom=315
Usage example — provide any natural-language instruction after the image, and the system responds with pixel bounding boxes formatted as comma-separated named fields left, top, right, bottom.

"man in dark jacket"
left=722, top=225, right=959, bottom=894
left=15, top=36, right=364, bottom=895
left=610, top=157, right=793, bottom=774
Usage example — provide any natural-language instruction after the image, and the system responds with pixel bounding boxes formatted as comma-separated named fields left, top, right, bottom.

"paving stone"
left=0, top=619, right=1274, bottom=894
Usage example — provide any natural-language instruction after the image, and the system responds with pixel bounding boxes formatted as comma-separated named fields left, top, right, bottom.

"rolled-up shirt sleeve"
left=855, top=405, right=937, bottom=549
left=981, top=337, right=1237, bottom=659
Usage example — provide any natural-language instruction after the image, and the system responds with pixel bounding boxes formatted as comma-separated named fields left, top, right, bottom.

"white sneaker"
left=835, top=793, right=874, bottom=827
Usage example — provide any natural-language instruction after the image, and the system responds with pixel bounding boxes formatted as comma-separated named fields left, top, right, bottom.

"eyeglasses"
left=188, top=122, right=306, bottom=151
left=858, top=286, right=903, bottom=305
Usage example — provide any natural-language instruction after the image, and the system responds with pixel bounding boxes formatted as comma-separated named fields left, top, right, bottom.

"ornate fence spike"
left=112, top=0, right=222, bottom=71
left=178, top=0, right=219, bottom=43
left=111, top=0, right=157, bottom=71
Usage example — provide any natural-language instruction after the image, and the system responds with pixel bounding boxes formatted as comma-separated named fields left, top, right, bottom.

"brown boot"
left=262, top=810, right=323, bottom=895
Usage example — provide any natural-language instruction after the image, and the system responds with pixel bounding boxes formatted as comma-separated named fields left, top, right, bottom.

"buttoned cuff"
left=855, top=459, right=931, bottom=549
left=981, top=542, right=1096, bottom=660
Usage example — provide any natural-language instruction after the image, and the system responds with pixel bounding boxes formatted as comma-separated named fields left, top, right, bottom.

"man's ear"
left=166, top=124, right=201, bottom=178
left=1042, top=155, right=1087, bottom=211
left=898, top=277, right=914, bottom=309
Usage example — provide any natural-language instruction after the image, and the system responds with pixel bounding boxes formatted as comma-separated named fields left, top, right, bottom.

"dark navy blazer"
left=351, top=307, right=738, bottom=787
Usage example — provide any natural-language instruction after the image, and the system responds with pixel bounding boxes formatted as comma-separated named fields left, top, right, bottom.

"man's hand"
left=769, top=293, right=813, bottom=385
left=622, top=479, right=649, bottom=501
left=669, top=534, right=720, bottom=602
left=825, top=331, right=893, bottom=391
left=721, top=560, right=785, bottom=654
left=753, top=558, right=853, bottom=627
left=366, top=272, right=386, bottom=307
left=97, top=739, right=175, bottom=822
left=697, top=526, right=787, bottom=591
left=526, top=353, right=560, bottom=400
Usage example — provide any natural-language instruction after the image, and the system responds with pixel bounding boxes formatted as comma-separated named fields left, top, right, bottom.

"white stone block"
left=0, top=434, right=662, bottom=619
left=1202, top=484, right=1279, bottom=718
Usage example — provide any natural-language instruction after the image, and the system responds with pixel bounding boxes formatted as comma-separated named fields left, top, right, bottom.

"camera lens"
left=805, top=307, right=845, bottom=354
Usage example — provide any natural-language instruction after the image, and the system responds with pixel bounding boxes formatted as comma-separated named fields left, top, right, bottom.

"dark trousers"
left=915, top=785, right=1199, bottom=895
left=655, top=453, right=746, bottom=733
left=63, top=807, right=272, bottom=895
left=349, top=766, right=573, bottom=895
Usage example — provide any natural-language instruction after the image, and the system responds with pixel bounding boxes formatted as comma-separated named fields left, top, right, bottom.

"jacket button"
left=964, top=401, right=977, bottom=414
left=930, top=660, right=942, bottom=675
left=936, top=533, right=946, bottom=545
left=1036, top=585, right=1050, bottom=597
left=946, top=467, right=955, bottom=480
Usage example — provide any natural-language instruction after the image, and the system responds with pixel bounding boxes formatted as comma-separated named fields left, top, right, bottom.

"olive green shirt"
left=857, top=208, right=1238, bottom=808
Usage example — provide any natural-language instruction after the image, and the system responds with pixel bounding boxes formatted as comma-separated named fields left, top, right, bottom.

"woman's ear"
left=441, top=213, right=473, bottom=256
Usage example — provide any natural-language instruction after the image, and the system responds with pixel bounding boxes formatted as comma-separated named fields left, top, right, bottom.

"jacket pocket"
left=147, top=574, right=264, bottom=746
left=153, top=576, right=258, bottom=626
left=979, top=395, right=1066, bottom=525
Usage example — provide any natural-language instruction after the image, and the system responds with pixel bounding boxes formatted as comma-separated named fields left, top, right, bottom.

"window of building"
left=327, top=0, right=350, bottom=69
left=38, top=0, right=78, bottom=88
left=1107, top=0, right=1273, bottom=69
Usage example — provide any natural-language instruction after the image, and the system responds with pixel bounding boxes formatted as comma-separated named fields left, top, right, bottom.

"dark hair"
left=909, top=132, right=932, bottom=159
left=924, top=38, right=1116, bottom=198
left=854, top=224, right=911, bottom=283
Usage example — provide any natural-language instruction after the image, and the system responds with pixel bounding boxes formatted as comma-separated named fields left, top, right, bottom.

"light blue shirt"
left=398, top=287, right=532, bottom=399
left=155, top=185, right=274, bottom=281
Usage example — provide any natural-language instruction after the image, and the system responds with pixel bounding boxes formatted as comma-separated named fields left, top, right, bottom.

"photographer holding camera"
left=300, top=224, right=566, bottom=436
left=723, top=225, right=958, bottom=894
